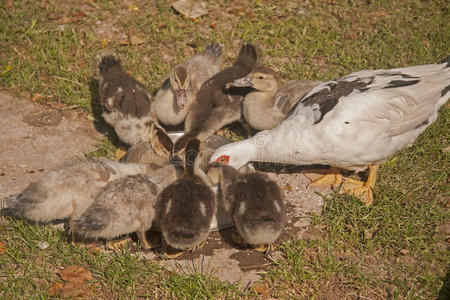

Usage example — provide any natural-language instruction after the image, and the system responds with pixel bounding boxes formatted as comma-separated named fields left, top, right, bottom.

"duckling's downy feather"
left=174, top=44, right=259, bottom=153
left=72, top=174, right=158, bottom=240
left=7, top=158, right=150, bottom=223
left=153, top=43, right=223, bottom=126
left=98, top=55, right=157, bottom=145
left=158, top=139, right=216, bottom=250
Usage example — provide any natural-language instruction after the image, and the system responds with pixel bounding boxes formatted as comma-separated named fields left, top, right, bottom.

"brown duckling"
left=207, top=163, right=286, bottom=252
left=7, top=158, right=152, bottom=238
left=157, top=138, right=216, bottom=254
left=231, top=66, right=322, bottom=130
left=153, top=43, right=223, bottom=126
left=172, top=43, right=259, bottom=154
left=72, top=174, right=159, bottom=250
left=98, top=55, right=161, bottom=146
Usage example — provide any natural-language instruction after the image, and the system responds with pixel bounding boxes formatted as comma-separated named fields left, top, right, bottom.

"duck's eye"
left=216, top=155, right=230, bottom=165
left=258, top=76, right=264, bottom=79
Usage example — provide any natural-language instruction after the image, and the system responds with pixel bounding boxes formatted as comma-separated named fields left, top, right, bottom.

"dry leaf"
left=130, top=35, right=145, bottom=45
left=118, top=40, right=130, bottom=46
left=61, top=282, right=93, bottom=298
left=210, top=22, right=217, bottom=29
left=252, top=283, right=269, bottom=295
left=100, top=39, right=109, bottom=47
left=364, top=229, right=373, bottom=239
left=48, top=282, right=64, bottom=296
left=0, top=241, right=5, bottom=254
left=172, top=0, right=208, bottom=19
left=32, top=93, right=43, bottom=102
left=7, top=0, right=14, bottom=12
left=399, top=249, right=409, bottom=256
left=128, top=4, right=139, bottom=11
left=442, top=146, right=450, bottom=153
left=58, top=265, right=93, bottom=284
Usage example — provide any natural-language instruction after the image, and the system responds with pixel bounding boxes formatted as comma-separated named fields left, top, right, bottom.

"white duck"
left=211, top=57, right=450, bottom=206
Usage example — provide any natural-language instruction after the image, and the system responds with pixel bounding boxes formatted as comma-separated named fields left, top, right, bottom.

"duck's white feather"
left=211, top=60, right=450, bottom=171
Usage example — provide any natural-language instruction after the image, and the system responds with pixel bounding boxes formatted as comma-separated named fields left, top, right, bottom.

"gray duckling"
left=207, top=163, right=286, bottom=252
left=98, top=55, right=164, bottom=148
left=72, top=174, right=159, bottom=250
left=153, top=43, right=223, bottom=126
left=157, top=138, right=216, bottom=256
left=7, top=158, right=152, bottom=238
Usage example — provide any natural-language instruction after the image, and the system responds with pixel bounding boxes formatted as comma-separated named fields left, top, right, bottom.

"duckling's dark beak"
left=176, top=89, right=186, bottom=108
left=230, top=76, right=253, bottom=87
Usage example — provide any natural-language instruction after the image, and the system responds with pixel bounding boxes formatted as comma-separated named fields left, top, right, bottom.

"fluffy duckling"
left=153, top=43, right=223, bottom=126
left=7, top=158, right=152, bottom=235
left=207, top=163, right=286, bottom=252
left=72, top=174, right=159, bottom=250
left=158, top=138, right=216, bottom=254
left=231, top=66, right=322, bottom=130
left=173, top=43, right=259, bottom=154
left=98, top=55, right=160, bottom=146
left=120, top=123, right=174, bottom=168
left=211, top=56, right=450, bottom=206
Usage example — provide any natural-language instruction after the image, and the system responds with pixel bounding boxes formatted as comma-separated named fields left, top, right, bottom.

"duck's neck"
left=243, top=89, right=277, bottom=109
left=235, top=118, right=316, bottom=167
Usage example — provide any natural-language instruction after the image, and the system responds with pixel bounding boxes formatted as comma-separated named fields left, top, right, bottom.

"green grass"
left=0, top=0, right=449, bottom=298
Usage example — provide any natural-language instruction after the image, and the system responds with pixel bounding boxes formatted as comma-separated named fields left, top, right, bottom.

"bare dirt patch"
left=0, top=92, right=103, bottom=198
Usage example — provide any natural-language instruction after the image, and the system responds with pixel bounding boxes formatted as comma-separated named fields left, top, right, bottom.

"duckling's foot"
left=115, top=147, right=127, bottom=161
left=305, top=167, right=343, bottom=189
left=253, top=244, right=272, bottom=253
left=189, top=239, right=207, bottom=252
left=162, top=246, right=185, bottom=259
left=105, top=237, right=132, bottom=250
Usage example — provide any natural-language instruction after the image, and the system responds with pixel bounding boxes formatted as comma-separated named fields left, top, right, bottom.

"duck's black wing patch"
left=377, top=72, right=419, bottom=79
left=292, top=77, right=374, bottom=124
left=382, top=79, right=420, bottom=90
left=440, top=55, right=450, bottom=68
left=441, top=84, right=450, bottom=97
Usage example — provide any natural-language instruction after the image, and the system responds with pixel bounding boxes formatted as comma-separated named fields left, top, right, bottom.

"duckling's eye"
left=216, top=155, right=230, bottom=165
left=258, top=76, right=264, bottom=79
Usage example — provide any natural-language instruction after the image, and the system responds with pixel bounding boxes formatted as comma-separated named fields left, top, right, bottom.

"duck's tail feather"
left=98, top=55, right=122, bottom=74
left=204, top=43, right=223, bottom=58
left=72, top=204, right=111, bottom=239
left=172, top=131, right=198, bottom=155
left=233, top=43, right=259, bottom=70
left=5, top=194, right=31, bottom=218
left=439, top=55, right=450, bottom=68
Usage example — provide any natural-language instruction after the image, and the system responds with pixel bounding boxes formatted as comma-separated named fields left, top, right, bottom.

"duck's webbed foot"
left=136, top=230, right=152, bottom=251
left=253, top=244, right=272, bottom=254
left=115, top=147, right=127, bottom=161
left=305, top=167, right=343, bottom=189
left=341, top=164, right=379, bottom=207
left=105, top=237, right=132, bottom=250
